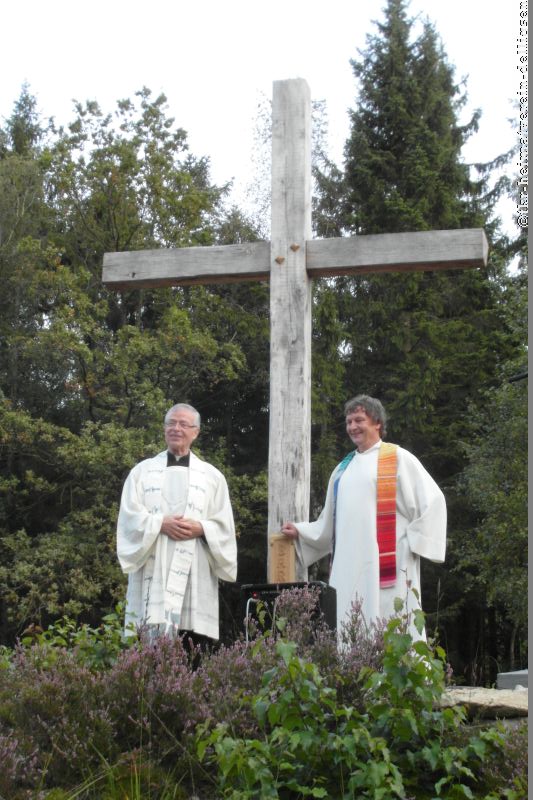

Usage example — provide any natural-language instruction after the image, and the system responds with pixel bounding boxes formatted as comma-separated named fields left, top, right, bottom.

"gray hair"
left=164, top=403, right=201, bottom=428
left=344, top=395, right=387, bottom=438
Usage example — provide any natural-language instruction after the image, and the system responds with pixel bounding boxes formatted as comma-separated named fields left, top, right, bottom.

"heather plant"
left=0, top=644, right=116, bottom=789
left=198, top=586, right=328, bottom=741
left=101, top=632, right=211, bottom=766
left=335, top=598, right=386, bottom=709
left=273, top=589, right=387, bottom=711
left=0, top=632, right=209, bottom=797
left=0, top=732, right=41, bottom=798
left=469, top=719, right=528, bottom=799
left=199, top=585, right=342, bottom=741
left=270, top=583, right=328, bottom=645
left=199, top=636, right=279, bottom=738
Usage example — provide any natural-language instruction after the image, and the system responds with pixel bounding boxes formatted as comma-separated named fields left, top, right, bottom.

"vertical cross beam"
left=268, top=79, right=312, bottom=580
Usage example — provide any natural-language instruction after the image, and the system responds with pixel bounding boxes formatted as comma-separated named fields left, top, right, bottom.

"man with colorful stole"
left=116, top=403, right=237, bottom=643
left=281, top=395, right=446, bottom=640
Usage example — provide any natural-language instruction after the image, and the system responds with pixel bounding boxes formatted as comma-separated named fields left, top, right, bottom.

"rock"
left=440, top=686, right=528, bottom=719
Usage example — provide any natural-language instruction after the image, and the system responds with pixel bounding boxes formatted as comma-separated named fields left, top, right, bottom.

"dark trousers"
left=180, top=630, right=217, bottom=668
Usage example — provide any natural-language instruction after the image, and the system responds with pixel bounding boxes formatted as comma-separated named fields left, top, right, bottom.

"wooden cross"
left=102, top=79, right=488, bottom=582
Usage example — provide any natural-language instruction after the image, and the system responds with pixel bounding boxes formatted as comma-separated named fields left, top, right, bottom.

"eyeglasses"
left=164, top=421, right=198, bottom=430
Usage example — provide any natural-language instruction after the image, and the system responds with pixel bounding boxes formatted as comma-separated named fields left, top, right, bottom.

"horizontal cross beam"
left=102, top=228, right=488, bottom=289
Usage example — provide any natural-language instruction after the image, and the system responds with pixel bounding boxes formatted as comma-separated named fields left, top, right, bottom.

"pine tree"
left=341, top=4, right=483, bottom=234
left=4, top=83, right=43, bottom=157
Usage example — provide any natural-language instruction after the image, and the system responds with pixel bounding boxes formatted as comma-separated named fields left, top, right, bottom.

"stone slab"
left=441, top=686, right=528, bottom=719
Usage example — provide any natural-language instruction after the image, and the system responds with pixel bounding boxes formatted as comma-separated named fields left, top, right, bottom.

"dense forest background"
left=0, top=0, right=526, bottom=685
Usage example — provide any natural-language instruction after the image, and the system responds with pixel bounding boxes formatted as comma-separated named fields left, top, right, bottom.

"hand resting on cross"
left=280, top=522, right=299, bottom=540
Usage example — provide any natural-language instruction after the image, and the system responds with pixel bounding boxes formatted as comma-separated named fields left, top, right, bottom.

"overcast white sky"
left=2, top=0, right=522, bottom=232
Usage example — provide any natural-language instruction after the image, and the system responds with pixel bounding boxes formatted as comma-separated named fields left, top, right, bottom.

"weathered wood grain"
left=268, top=79, right=312, bottom=581
left=103, top=229, right=487, bottom=289
left=102, top=242, right=270, bottom=288
left=307, top=228, right=488, bottom=275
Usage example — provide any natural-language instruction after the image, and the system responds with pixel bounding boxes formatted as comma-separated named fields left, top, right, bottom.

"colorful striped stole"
left=376, top=442, right=398, bottom=588
left=332, top=442, right=398, bottom=587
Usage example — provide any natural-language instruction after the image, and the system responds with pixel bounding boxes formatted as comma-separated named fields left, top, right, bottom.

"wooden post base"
left=269, top=534, right=296, bottom=583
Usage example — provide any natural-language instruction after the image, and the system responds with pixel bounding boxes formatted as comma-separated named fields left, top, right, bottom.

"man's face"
left=164, top=409, right=199, bottom=456
left=345, top=406, right=382, bottom=452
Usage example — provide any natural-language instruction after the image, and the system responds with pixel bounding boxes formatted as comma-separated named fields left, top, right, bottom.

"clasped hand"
left=161, top=515, right=204, bottom=541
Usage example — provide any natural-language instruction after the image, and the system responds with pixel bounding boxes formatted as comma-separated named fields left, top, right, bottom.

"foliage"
left=47, top=87, right=225, bottom=260
left=474, top=719, right=528, bottom=800
left=0, top=402, right=155, bottom=638
left=311, top=0, right=518, bottom=473
left=199, top=607, right=520, bottom=800
left=0, top=589, right=526, bottom=799
left=201, top=585, right=384, bottom=740
left=457, top=272, right=528, bottom=671
left=17, top=605, right=133, bottom=670
left=200, top=640, right=405, bottom=799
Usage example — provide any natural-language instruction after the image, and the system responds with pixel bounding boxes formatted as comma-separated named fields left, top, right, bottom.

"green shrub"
left=199, top=638, right=405, bottom=798
left=198, top=611, right=523, bottom=800
left=18, top=604, right=134, bottom=670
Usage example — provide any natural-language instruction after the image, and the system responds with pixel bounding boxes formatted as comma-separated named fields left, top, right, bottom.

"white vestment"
left=295, top=440, right=446, bottom=640
left=117, top=450, right=237, bottom=640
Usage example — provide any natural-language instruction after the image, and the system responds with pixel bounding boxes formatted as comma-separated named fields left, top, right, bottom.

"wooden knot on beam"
left=274, top=256, right=285, bottom=265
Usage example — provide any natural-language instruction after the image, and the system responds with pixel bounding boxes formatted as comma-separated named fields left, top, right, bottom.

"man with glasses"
left=117, top=403, right=237, bottom=645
